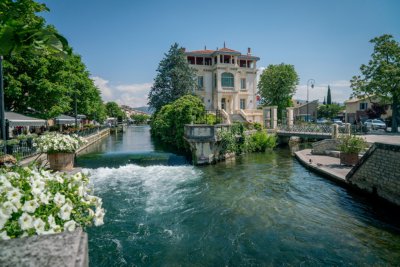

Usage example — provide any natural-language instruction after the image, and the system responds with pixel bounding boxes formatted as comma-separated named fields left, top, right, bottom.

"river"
left=76, top=126, right=400, bottom=266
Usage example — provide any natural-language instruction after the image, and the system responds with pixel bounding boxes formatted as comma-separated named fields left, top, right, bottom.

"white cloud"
left=92, top=76, right=152, bottom=107
left=294, top=80, right=352, bottom=103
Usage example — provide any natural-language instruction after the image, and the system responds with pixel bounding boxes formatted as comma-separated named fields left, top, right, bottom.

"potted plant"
left=338, top=135, right=367, bottom=166
left=35, top=132, right=86, bottom=171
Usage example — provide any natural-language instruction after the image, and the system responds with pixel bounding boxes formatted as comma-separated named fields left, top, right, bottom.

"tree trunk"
left=391, top=96, right=399, bottom=133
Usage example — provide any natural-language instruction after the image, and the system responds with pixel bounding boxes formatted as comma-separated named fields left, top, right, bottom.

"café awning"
left=5, top=112, right=47, bottom=127
left=55, top=114, right=80, bottom=125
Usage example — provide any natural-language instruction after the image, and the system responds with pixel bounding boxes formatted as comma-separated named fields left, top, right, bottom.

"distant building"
left=293, top=100, right=319, bottom=122
left=344, top=96, right=392, bottom=123
left=185, top=45, right=262, bottom=123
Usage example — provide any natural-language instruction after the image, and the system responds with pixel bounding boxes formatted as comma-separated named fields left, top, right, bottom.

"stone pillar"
left=263, top=107, right=271, bottom=128
left=332, top=124, right=339, bottom=139
left=271, top=106, right=278, bottom=129
left=286, top=107, right=294, bottom=127
left=344, top=123, right=351, bottom=135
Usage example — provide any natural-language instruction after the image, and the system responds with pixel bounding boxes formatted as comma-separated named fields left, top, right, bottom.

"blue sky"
left=41, top=0, right=400, bottom=107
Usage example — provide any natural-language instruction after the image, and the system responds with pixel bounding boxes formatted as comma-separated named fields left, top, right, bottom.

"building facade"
left=185, top=45, right=262, bottom=123
left=345, top=96, right=392, bottom=123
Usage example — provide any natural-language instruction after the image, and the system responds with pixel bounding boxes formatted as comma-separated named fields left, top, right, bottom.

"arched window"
left=221, top=72, right=234, bottom=87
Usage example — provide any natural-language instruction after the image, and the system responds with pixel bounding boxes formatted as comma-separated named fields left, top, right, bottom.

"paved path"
left=294, top=149, right=352, bottom=185
left=363, top=134, right=400, bottom=145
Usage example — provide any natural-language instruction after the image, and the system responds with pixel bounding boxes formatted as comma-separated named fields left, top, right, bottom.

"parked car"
left=316, top=118, right=329, bottom=124
left=363, top=119, right=387, bottom=130
left=332, top=119, right=343, bottom=126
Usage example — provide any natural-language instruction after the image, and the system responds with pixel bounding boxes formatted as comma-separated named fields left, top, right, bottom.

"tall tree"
left=105, top=102, right=125, bottom=120
left=327, top=85, right=332, bottom=105
left=258, top=63, right=299, bottom=120
left=148, top=43, right=197, bottom=112
left=351, top=34, right=400, bottom=133
left=323, top=97, right=326, bottom=105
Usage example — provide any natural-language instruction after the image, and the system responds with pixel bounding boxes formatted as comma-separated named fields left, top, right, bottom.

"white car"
left=364, top=119, right=387, bottom=130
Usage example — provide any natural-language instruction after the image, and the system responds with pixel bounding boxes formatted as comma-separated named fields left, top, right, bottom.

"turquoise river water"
left=76, top=126, right=400, bottom=266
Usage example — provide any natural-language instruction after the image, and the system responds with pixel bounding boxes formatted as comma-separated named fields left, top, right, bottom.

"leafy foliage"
left=148, top=43, right=197, bottom=112
left=105, top=102, right=125, bottom=120
left=365, top=103, right=388, bottom=119
left=338, top=135, right=367, bottom=154
left=130, top=113, right=150, bottom=124
left=244, top=131, right=277, bottom=153
left=350, top=34, right=400, bottom=132
left=150, top=95, right=205, bottom=151
left=317, top=104, right=343, bottom=119
left=258, top=63, right=299, bottom=120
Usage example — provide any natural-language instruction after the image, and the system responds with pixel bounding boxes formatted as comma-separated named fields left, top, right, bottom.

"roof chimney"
left=247, top=47, right=251, bottom=55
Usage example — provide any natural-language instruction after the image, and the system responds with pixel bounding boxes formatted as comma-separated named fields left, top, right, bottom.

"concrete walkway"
left=294, top=149, right=352, bottom=185
left=363, top=134, right=400, bottom=145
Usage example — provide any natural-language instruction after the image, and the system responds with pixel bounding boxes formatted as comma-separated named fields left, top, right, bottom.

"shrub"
left=338, top=135, right=368, bottom=154
left=245, top=131, right=277, bottom=152
left=0, top=166, right=104, bottom=240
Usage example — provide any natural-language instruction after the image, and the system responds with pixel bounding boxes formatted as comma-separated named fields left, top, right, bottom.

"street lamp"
left=0, top=56, right=6, bottom=154
left=307, top=79, right=315, bottom=122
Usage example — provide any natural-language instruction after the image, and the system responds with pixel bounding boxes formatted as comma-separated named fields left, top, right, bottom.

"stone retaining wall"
left=346, top=143, right=400, bottom=205
left=0, top=229, right=88, bottom=267
left=311, top=139, right=340, bottom=155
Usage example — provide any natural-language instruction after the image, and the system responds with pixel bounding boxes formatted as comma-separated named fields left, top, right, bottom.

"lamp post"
left=307, top=79, right=315, bottom=122
left=0, top=56, right=6, bottom=154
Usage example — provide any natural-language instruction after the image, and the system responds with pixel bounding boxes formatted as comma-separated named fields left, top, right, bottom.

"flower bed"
left=35, top=132, right=86, bottom=154
left=0, top=166, right=104, bottom=240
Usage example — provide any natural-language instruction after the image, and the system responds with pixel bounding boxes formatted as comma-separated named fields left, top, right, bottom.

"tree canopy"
left=258, top=63, right=299, bottom=120
left=148, top=43, right=197, bottom=112
left=1, top=0, right=106, bottom=122
left=317, top=104, right=342, bottom=119
left=350, top=34, right=400, bottom=132
left=150, top=95, right=205, bottom=151
left=105, top=102, right=125, bottom=120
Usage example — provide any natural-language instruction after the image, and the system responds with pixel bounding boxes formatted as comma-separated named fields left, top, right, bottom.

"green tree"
left=351, top=34, right=400, bottom=133
left=150, top=95, right=205, bottom=151
left=317, top=104, right=343, bottom=119
left=105, top=102, right=125, bottom=120
left=1, top=0, right=104, bottom=121
left=148, top=43, right=197, bottom=111
left=130, top=113, right=150, bottom=124
left=258, top=63, right=299, bottom=120
left=327, top=85, right=332, bottom=105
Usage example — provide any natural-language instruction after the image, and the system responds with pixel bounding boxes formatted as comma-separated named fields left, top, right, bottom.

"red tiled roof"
left=218, top=47, right=239, bottom=53
left=187, top=49, right=215, bottom=54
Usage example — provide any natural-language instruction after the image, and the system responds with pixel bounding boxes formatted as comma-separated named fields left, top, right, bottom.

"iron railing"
left=278, top=124, right=332, bottom=134
left=0, top=140, right=38, bottom=159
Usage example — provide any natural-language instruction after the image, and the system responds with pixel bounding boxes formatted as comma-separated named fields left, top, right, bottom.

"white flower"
left=22, top=200, right=39, bottom=213
left=18, top=213, right=33, bottom=230
left=94, top=208, right=105, bottom=226
left=0, top=210, right=9, bottom=229
left=39, top=192, right=51, bottom=204
left=58, top=203, right=73, bottom=221
left=33, top=218, right=46, bottom=234
left=10, top=197, right=22, bottom=209
left=2, top=201, right=17, bottom=216
left=63, top=220, right=76, bottom=232
left=53, top=192, right=65, bottom=207
left=0, top=231, right=10, bottom=240
left=48, top=215, right=56, bottom=228
left=6, top=189, right=22, bottom=202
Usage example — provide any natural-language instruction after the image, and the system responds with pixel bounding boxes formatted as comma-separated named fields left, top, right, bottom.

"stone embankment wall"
left=76, top=128, right=110, bottom=155
left=0, top=229, right=88, bottom=267
left=346, top=143, right=400, bottom=205
left=311, top=139, right=340, bottom=155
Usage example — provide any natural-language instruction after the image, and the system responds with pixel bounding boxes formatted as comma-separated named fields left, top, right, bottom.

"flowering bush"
left=0, top=166, right=105, bottom=240
left=35, top=132, right=86, bottom=154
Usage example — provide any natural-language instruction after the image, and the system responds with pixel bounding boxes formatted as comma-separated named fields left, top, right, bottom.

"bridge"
left=268, top=124, right=351, bottom=142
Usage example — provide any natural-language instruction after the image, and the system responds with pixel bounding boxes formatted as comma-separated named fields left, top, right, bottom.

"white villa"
left=185, top=44, right=263, bottom=123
